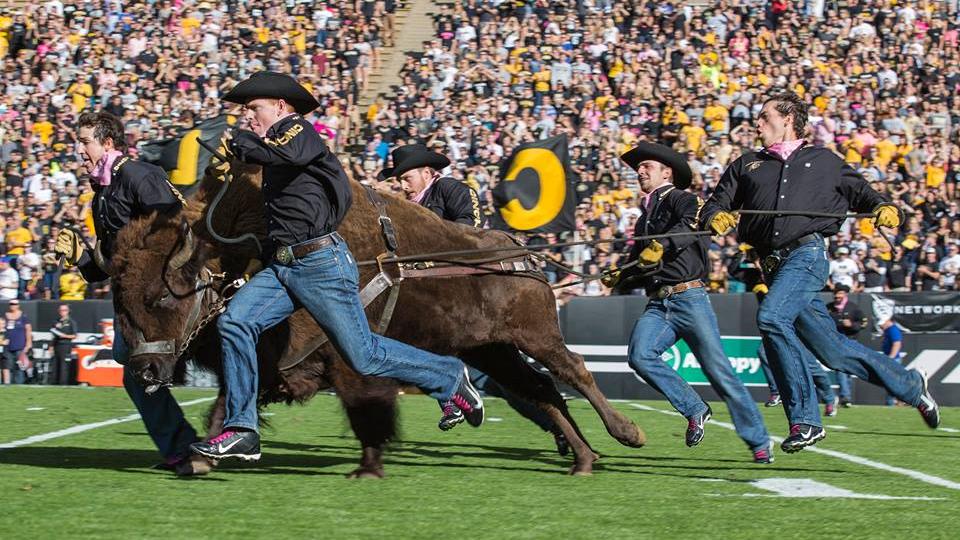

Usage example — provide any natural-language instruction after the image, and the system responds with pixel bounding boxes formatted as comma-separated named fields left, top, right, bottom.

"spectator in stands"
left=0, top=257, right=18, bottom=300
left=940, top=242, right=960, bottom=290
left=2, top=298, right=31, bottom=384
left=829, top=247, right=860, bottom=292
left=861, top=245, right=888, bottom=293
left=58, top=266, right=86, bottom=301
left=914, top=248, right=943, bottom=291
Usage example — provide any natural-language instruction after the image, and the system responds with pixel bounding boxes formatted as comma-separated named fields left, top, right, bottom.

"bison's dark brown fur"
left=110, top=164, right=645, bottom=476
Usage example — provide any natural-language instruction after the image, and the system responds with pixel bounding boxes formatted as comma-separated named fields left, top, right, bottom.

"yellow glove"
left=752, top=283, right=769, bottom=295
left=873, top=204, right=901, bottom=228
left=738, top=242, right=753, bottom=253
left=710, top=211, right=738, bottom=235
left=207, top=134, right=234, bottom=177
left=55, top=229, right=84, bottom=266
left=600, top=270, right=621, bottom=288
left=600, top=263, right=620, bottom=287
left=639, top=240, right=664, bottom=265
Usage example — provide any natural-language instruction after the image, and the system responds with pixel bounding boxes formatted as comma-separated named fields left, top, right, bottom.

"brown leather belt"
left=274, top=233, right=337, bottom=265
left=654, top=279, right=704, bottom=299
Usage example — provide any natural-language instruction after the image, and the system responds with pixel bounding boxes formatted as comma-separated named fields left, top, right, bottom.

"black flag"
left=140, top=115, right=236, bottom=188
left=492, top=134, right=575, bottom=233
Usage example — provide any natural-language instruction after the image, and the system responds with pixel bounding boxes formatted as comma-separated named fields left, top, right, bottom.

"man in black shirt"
left=49, top=304, right=77, bottom=385
left=828, top=285, right=867, bottom=406
left=605, top=142, right=772, bottom=464
left=53, top=112, right=205, bottom=475
left=914, top=248, right=942, bottom=291
left=861, top=245, right=888, bottom=292
left=702, top=91, right=940, bottom=453
left=886, top=246, right=910, bottom=291
left=191, top=72, right=485, bottom=462
left=381, top=143, right=480, bottom=227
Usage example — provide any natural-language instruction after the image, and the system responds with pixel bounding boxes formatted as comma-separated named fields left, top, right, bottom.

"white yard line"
left=629, top=403, right=960, bottom=491
left=0, top=396, right=216, bottom=450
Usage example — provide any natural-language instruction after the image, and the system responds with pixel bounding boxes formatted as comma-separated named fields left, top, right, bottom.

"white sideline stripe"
left=939, top=427, right=959, bottom=433
left=0, top=397, right=216, bottom=450
left=629, top=403, right=960, bottom=491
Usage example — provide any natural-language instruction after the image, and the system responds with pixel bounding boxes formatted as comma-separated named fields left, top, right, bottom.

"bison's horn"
left=168, top=229, right=196, bottom=270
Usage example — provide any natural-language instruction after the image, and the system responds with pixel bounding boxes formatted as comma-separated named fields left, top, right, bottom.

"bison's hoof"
left=615, top=423, right=647, bottom=448
left=347, top=468, right=385, bottom=479
left=568, top=464, right=593, bottom=476
left=175, top=456, right=215, bottom=477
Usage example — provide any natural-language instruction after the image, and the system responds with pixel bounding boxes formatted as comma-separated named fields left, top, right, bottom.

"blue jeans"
left=114, top=321, right=199, bottom=459
left=759, top=238, right=923, bottom=427
left=836, top=372, right=852, bottom=400
left=758, top=344, right=835, bottom=404
left=796, top=300, right=921, bottom=405
left=627, top=287, right=769, bottom=452
left=218, top=234, right=465, bottom=432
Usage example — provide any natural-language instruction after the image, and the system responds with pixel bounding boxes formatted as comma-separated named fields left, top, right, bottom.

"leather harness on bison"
left=109, top=163, right=645, bottom=476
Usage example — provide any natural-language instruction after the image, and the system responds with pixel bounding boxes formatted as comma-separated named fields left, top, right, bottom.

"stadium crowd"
left=0, top=0, right=958, bottom=304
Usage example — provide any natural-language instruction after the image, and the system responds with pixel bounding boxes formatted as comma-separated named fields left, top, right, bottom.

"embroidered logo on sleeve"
left=266, top=123, right=304, bottom=146
left=746, top=160, right=763, bottom=172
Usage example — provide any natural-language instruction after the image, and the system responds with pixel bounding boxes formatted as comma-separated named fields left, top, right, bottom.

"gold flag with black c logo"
left=140, top=114, right=237, bottom=188
left=492, top=135, right=575, bottom=232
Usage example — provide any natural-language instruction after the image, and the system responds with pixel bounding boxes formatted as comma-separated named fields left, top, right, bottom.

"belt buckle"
left=656, top=286, right=671, bottom=300
left=276, top=246, right=294, bottom=265
left=762, top=254, right=782, bottom=275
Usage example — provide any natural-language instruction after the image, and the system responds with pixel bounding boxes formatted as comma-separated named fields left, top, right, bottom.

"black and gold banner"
left=140, top=114, right=236, bottom=187
left=492, top=135, right=575, bottom=233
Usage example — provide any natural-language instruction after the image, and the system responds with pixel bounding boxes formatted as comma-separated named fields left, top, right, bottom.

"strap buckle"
left=275, top=246, right=294, bottom=265
left=379, top=215, right=399, bottom=252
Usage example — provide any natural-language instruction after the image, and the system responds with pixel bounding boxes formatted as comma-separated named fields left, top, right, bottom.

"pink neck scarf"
left=91, top=150, right=124, bottom=187
left=765, top=139, right=805, bottom=161
left=412, top=176, right=438, bottom=204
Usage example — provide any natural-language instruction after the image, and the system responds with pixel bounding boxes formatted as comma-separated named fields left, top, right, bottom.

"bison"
left=109, top=163, right=645, bottom=476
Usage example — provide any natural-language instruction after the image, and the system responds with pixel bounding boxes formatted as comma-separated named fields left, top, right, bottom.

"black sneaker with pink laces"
left=190, top=430, right=261, bottom=461
left=438, top=400, right=465, bottom=431
left=450, top=368, right=484, bottom=427
left=780, top=423, right=825, bottom=453
left=753, top=440, right=775, bottom=464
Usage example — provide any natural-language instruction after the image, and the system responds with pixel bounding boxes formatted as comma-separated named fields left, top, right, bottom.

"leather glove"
left=752, top=283, right=769, bottom=295
left=639, top=240, right=664, bottom=265
left=600, top=265, right=620, bottom=288
left=709, top=211, right=738, bottom=235
left=55, top=229, right=84, bottom=266
left=873, top=204, right=901, bottom=228
left=206, top=134, right=233, bottom=177
left=738, top=242, right=753, bottom=253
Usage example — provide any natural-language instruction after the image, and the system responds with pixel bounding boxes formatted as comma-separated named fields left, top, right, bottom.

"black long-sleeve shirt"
left=828, top=299, right=867, bottom=337
left=78, top=157, right=183, bottom=283
left=419, top=177, right=481, bottom=227
left=619, top=184, right=708, bottom=294
left=230, top=114, right=353, bottom=247
left=700, top=145, right=886, bottom=253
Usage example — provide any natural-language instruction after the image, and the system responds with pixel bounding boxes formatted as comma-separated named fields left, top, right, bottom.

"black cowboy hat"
left=377, top=167, right=394, bottom=181
left=620, top=142, right=693, bottom=190
left=222, top=71, right=320, bottom=115
left=383, top=143, right=450, bottom=179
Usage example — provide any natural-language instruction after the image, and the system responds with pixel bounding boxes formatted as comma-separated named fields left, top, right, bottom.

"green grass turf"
left=0, top=387, right=957, bottom=539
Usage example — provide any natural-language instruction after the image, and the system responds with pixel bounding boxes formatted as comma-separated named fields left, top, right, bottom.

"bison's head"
left=112, top=216, right=214, bottom=392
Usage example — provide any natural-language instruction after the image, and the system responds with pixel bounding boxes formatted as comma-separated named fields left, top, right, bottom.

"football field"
left=1, top=386, right=957, bottom=539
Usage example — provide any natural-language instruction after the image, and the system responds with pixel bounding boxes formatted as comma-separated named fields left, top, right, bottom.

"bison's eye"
left=148, top=291, right=174, bottom=311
